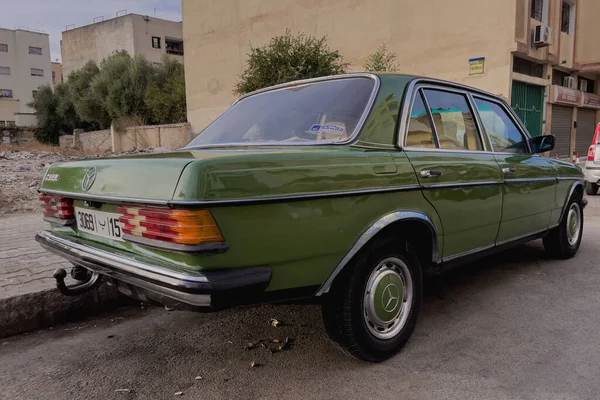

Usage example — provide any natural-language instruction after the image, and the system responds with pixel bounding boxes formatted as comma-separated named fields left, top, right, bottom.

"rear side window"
left=406, top=91, right=436, bottom=148
left=474, top=98, right=528, bottom=153
left=422, top=89, right=482, bottom=151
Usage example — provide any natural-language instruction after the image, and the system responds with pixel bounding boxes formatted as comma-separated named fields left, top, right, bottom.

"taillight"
left=40, top=194, right=74, bottom=220
left=117, top=206, right=224, bottom=245
left=588, top=145, right=596, bottom=162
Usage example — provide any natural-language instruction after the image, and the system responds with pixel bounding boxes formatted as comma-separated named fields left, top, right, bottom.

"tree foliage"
left=27, top=52, right=187, bottom=140
left=363, top=43, right=398, bottom=73
left=145, top=55, right=187, bottom=124
left=234, top=30, right=348, bottom=95
left=26, top=85, right=62, bottom=144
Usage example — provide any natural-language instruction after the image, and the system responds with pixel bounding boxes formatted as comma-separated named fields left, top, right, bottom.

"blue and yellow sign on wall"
left=469, top=57, right=485, bottom=75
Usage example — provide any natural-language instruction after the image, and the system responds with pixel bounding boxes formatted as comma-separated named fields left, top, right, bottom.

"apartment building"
left=0, top=28, right=52, bottom=127
left=182, top=0, right=600, bottom=157
left=61, top=13, right=184, bottom=78
left=51, top=62, right=63, bottom=88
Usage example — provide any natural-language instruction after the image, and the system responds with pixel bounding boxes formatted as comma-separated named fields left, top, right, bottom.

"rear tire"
left=321, top=237, right=423, bottom=362
left=543, top=192, right=584, bottom=259
left=585, top=181, right=598, bottom=195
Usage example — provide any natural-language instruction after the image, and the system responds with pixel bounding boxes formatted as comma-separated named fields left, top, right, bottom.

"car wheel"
left=585, top=181, right=598, bottom=195
left=321, top=237, right=423, bottom=362
left=543, top=193, right=584, bottom=259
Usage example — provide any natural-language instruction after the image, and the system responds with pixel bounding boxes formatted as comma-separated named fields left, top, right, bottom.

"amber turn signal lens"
left=118, top=206, right=224, bottom=246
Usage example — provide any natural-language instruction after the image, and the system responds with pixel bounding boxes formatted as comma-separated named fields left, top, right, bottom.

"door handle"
left=420, top=169, right=443, bottom=178
left=502, top=167, right=517, bottom=174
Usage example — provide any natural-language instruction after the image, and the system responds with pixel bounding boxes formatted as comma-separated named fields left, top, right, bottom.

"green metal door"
left=511, top=81, right=544, bottom=137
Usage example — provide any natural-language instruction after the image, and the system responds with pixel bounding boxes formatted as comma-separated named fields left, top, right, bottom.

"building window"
left=32, top=90, right=38, bottom=98
left=28, top=46, right=42, bottom=55
left=152, top=36, right=161, bottom=49
left=513, top=57, right=544, bottom=78
left=0, top=89, right=13, bottom=98
left=0, top=44, right=7, bottom=52
left=561, top=1, right=575, bottom=35
left=0, top=121, right=5, bottom=127
left=165, top=38, right=184, bottom=56
left=52, top=71, right=56, bottom=84
left=7, top=121, right=15, bottom=127
left=531, top=0, right=546, bottom=22
left=30, top=68, right=44, bottom=77
left=580, top=77, right=596, bottom=94
left=0, top=66, right=10, bottom=75
left=552, top=69, right=570, bottom=86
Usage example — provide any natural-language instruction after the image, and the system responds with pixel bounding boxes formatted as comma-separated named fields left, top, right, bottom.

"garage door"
left=576, top=109, right=597, bottom=157
left=551, top=105, right=572, bottom=158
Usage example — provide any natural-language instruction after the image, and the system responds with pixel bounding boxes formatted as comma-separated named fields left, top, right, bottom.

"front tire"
left=543, top=192, right=584, bottom=259
left=585, top=181, right=598, bottom=195
left=321, top=237, right=423, bottom=362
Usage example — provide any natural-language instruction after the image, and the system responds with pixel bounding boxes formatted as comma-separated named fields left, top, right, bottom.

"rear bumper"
left=35, top=231, right=271, bottom=309
left=584, top=165, right=600, bottom=184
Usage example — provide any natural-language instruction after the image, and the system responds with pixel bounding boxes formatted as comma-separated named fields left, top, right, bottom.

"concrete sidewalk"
left=0, top=213, right=125, bottom=337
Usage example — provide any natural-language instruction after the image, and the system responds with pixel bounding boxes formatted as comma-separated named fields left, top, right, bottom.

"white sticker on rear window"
left=309, top=124, right=345, bottom=135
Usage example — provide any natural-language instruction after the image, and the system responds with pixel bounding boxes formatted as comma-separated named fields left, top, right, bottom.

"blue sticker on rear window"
left=309, top=124, right=345, bottom=135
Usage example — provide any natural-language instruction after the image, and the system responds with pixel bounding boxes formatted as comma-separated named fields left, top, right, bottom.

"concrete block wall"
left=59, top=123, right=193, bottom=153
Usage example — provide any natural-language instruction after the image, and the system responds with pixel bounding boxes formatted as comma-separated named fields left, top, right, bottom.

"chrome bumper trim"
left=35, top=231, right=271, bottom=307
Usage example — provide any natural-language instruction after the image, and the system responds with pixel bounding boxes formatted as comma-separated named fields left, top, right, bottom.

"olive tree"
left=234, top=30, right=348, bottom=95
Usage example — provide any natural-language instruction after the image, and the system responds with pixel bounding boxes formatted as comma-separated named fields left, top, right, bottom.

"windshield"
left=185, top=77, right=376, bottom=147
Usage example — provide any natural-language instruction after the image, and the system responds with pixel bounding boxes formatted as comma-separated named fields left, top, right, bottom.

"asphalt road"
left=2, top=215, right=600, bottom=399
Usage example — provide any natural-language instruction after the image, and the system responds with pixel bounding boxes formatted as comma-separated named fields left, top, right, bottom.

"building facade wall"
left=61, top=14, right=184, bottom=79
left=0, top=28, right=51, bottom=127
left=61, top=15, right=136, bottom=78
left=51, top=62, right=63, bottom=87
left=182, top=0, right=517, bottom=133
left=130, top=15, right=184, bottom=65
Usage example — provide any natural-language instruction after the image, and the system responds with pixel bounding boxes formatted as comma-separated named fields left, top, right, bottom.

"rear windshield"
left=185, top=77, right=376, bottom=147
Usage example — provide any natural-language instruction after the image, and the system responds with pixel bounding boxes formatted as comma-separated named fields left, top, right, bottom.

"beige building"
left=182, top=0, right=600, bottom=157
left=51, top=62, right=63, bottom=88
left=0, top=28, right=52, bottom=127
left=61, top=13, right=184, bottom=78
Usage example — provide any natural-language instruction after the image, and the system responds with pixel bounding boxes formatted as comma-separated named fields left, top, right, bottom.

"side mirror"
left=529, top=134, right=555, bottom=154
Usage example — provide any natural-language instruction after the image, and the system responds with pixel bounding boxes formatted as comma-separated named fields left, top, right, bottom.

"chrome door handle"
left=420, top=170, right=443, bottom=178
left=502, top=167, right=517, bottom=174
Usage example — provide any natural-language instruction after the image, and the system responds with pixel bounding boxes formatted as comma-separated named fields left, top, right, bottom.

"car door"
left=472, top=96, right=556, bottom=243
left=402, top=86, right=503, bottom=260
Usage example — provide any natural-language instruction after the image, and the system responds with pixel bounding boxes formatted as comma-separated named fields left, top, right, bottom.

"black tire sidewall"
left=329, top=238, right=423, bottom=361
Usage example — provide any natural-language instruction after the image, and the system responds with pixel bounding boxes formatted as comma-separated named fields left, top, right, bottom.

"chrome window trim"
left=418, top=85, right=487, bottom=152
left=470, top=94, right=534, bottom=154
left=417, top=88, right=440, bottom=148
left=316, top=211, right=439, bottom=296
left=184, top=73, right=381, bottom=149
left=398, top=77, right=536, bottom=155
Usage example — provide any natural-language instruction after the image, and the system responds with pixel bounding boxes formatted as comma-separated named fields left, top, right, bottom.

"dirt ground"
left=0, top=146, right=153, bottom=216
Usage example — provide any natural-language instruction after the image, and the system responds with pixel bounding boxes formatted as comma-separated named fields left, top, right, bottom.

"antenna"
left=116, top=9, right=127, bottom=17
left=154, top=8, right=157, bottom=17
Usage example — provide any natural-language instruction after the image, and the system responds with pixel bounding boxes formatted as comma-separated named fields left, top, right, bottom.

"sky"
left=0, top=0, right=183, bottom=61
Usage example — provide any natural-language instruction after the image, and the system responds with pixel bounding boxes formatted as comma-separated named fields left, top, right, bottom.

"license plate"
left=75, top=207, right=124, bottom=242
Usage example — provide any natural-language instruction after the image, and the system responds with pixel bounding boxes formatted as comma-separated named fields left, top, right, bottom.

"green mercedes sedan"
left=36, top=73, right=586, bottom=362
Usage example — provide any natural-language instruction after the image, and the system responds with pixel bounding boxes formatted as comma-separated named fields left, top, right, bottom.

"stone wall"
left=58, top=123, right=193, bottom=152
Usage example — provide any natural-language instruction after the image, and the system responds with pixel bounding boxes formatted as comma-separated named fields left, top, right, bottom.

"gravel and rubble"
left=0, top=148, right=156, bottom=216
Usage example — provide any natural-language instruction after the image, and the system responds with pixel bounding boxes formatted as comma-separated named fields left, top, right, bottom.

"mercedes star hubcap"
left=363, top=257, right=413, bottom=340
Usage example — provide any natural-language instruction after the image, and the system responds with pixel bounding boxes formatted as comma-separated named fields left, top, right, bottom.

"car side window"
left=406, top=91, right=436, bottom=148
left=422, top=89, right=483, bottom=151
left=474, top=98, right=528, bottom=154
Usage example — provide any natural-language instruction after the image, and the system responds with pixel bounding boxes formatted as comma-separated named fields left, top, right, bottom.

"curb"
left=0, top=284, right=131, bottom=338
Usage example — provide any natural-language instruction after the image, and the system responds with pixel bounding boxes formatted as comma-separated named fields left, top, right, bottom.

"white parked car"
left=585, top=123, right=600, bottom=195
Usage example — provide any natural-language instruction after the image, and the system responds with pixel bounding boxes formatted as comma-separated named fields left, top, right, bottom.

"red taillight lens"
left=592, top=124, right=600, bottom=145
left=588, top=145, right=596, bottom=162
left=117, top=206, right=224, bottom=245
left=40, top=194, right=74, bottom=220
